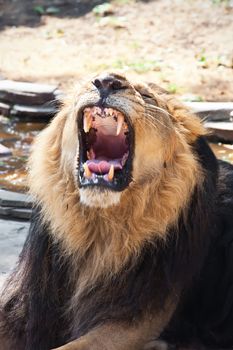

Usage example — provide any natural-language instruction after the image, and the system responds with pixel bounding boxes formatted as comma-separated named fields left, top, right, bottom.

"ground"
left=0, top=0, right=233, bottom=101
left=0, top=219, right=29, bottom=288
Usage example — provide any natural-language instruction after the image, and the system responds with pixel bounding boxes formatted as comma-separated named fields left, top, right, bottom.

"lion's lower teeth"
left=83, top=163, right=92, bottom=178
left=108, top=165, right=114, bottom=181
left=83, top=162, right=115, bottom=182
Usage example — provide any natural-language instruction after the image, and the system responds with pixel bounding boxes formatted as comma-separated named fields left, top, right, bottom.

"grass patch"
left=113, top=0, right=135, bottom=5
left=112, top=59, right=161, bottom=73
left=212, top=0, right=230, bottom=4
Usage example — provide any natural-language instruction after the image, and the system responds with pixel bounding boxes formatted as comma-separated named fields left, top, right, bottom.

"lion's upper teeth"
left=116, top=113, right=124, bottom=136
left=106, top=108, right=114, bottom=117
left=83, top=113, right=92, bottom=133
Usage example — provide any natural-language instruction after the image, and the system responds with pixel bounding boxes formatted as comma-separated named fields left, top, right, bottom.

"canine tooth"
left=104, top=108, right=109, bottom=117
left=108, top=108, right=114, bottom=116
left=83, top=114, right=92, bottom=133
left=116, top=114, right=124, bottom=136
left=108, top=164, right=114, bottom=181
left=83, top=163, right=92, bottom=178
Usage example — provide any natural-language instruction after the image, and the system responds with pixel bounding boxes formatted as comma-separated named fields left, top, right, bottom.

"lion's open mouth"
left=78, top=106, right=133, bottom=191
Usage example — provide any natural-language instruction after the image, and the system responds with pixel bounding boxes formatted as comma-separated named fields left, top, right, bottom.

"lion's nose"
left=92, top=76, right=123, bottom=94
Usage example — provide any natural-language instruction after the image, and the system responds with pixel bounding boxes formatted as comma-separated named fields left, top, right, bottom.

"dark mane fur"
left=0, top=213, right=74, bottom=349
left=2, top=137, right=233, bottom=349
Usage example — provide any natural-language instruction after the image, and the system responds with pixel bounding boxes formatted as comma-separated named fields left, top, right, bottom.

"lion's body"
left=1, top=73, right=233, bottom=350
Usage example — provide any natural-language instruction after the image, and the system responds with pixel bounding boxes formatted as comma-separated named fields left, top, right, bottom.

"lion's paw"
left=51, top=338, right=89, bottom=350
left=144, top=340, right=176, bottom=350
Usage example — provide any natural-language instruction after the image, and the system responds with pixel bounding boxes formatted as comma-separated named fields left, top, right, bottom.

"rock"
left=0, top=102, right=11, bottom=116
left=0, top=189, right=32, bottom=208
left=204, top=121, right=233, bottom=143
left=10, top=104, right=57, bottom=120
left=0, top=190, right=32, bottom=220
left=186, top=102, right=233, bottom=121
left=0, top=206, right=31, bottom=220
left=0, top=80, right=58, bottom=105
left=187, top=102, right=233, bottom=142
left=0, top=144, right=12, bottom=157
left=0, top=80, right=62, bottom=120
left=0, top=189, right=32, bottom=220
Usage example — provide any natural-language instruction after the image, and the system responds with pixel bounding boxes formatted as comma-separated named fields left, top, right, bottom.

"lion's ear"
left=134, top=82, right=168, bottom=97
left=147, top=82, right=169, bottom=95
left=165, top=97, right=206, bottom=143
left=135, top=81, right=206, bottom=144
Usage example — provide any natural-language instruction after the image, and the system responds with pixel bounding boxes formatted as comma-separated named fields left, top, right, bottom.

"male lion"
left=1, top=72, right=233, bottom=350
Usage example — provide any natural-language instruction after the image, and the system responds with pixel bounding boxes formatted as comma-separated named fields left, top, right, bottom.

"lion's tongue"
left=86, top=128, right=129, bottom=175
left=86, top=159, right=122, bottom=174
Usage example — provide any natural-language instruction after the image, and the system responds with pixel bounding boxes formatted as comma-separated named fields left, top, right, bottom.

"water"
left=210, top=143, right=233, bottom=164
left=0, top=116, right=46, bottom=192
left=0, top=117, right=232, bottom=193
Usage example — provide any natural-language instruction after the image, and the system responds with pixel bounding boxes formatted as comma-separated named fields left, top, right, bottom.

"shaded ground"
left=0, top=0, right=232, bottom=101
left=0, top=219, right=29, bottom=289
left=0, top=0, right=104, bottom=28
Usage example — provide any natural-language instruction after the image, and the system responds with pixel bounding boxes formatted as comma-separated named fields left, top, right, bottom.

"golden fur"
left=28, top=73, right=206, bottom=288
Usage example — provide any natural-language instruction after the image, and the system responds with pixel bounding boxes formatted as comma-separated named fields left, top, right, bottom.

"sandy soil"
left=0, top=0, right=232, bottom=101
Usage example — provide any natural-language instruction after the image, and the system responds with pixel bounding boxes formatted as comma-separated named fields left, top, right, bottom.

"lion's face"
left=62, top=72, right=176, bottom=207
left=29, top=72, right=204, bottom=259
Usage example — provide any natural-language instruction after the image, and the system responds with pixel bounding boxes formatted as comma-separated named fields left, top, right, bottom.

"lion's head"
left=29, top=72, right=205, bottom=272
left=71, top=72, right=179, bottom=208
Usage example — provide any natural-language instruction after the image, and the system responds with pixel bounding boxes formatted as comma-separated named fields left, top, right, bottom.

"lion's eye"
left=141, top=93, right=153, bottom=99
left=111, top=80, right=126, bottom=90
left=92, top=79, right=127, bottom=91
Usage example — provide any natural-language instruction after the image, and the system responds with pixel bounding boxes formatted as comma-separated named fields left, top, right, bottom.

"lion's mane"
left=1, top=74, right=233, bottom=350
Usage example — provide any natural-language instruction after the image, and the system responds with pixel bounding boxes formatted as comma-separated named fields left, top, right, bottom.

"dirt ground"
left=0, top=0, right=233, bottom=101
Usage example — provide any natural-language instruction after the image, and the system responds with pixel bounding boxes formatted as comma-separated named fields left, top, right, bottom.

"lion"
left=1, top=72, right=233, bottom=350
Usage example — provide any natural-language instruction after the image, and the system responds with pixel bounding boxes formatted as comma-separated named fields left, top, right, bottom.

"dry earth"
left=0, top=0, right=232, bottom=101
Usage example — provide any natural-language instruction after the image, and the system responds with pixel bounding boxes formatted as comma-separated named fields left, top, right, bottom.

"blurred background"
left=0, top=0, right=232, bottom=284
left=1, top=0, right=233, bottom=100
